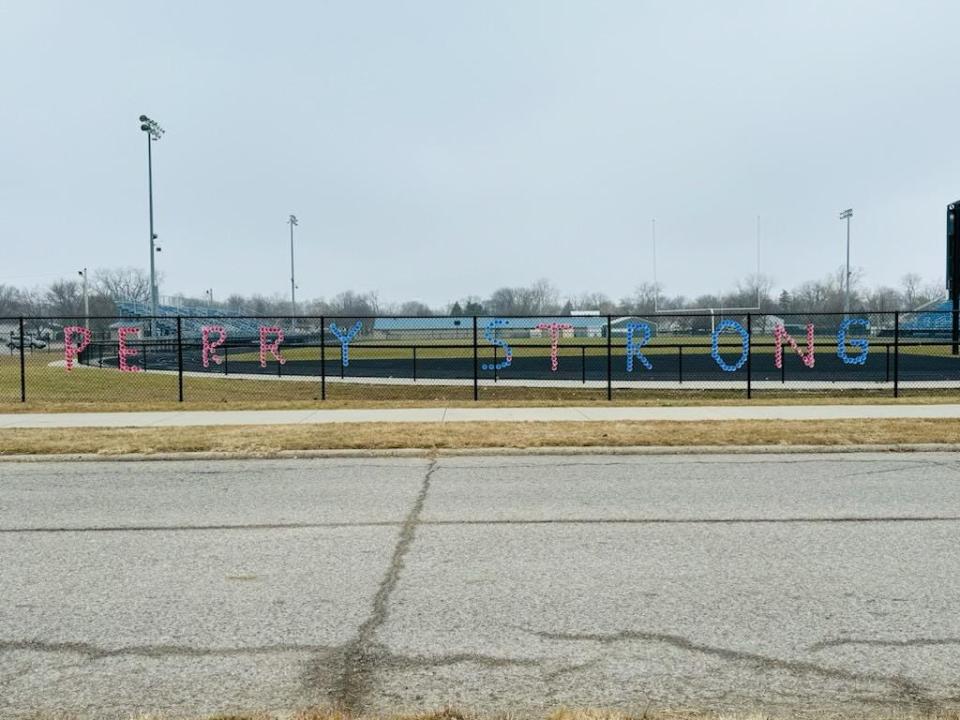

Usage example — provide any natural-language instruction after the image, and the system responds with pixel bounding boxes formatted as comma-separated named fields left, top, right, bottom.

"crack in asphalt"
left=527, top=628, right=933, bottom=707
left=914, top=456, right=960, bottom=477
left=0, top=638, right=535, bottom=701
left=810, top=637, right=960, bottom=651
left=541, top=658, right=601, bottom=681
left=0, top=521, right=401, bottom=533
left=0, top=639, right=339, bottom=659
left=0, top=638, right=532, bottom=668
left=6, top=515, right=960, bottom=533
left=323, top=459, right=438, bottom=712
left=6, top=453, right=960, bottom=715
left=377, top=649, right=538, bottom=671
left=834, top=461, right=940, bottom=479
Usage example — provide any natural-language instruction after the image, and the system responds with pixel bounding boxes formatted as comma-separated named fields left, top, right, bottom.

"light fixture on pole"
left=839, top=208, right=853, bottom=315
left=288, top=214, right=299, bottom=330
left=77, top=268, right=89, bottom=330
left=139, top=114, right=164, bottom=336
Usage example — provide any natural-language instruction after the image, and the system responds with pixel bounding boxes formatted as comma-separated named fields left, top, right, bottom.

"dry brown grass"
left=4, top=352, right=960, bottom=414
left=4, top=391, right=960, bottom=416
left=1, top=418, right=958, bottom=456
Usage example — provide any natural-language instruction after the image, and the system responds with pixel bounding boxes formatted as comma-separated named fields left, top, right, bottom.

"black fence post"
left=224, top=345, right=229, bottom=375
left=953, top=303, right=959, bottom=356
left=581, top=346, right=586, bottom=384
left=472, top=316, right=479, bottom=401
left=606, top=315, right=612, bottom=401
left=18, top=316, right=25, bottom=403
left=142, top=343, right=148, bottom=372
left=781, top=351, right=786, bottom=384
left=339, top=324, right=345, bottom=379
left=177, top=317, right=184, bottom=402
left=746, top=313, right=752, bottom=400
left=678, top=345, right=683, bottom=384
left=885, top=344, right=890, bottom=382
left=412, top=346, right=417, bottom=382
left=320, top=316, right=326, bottom=401
left=894, top=311, right=900, bottom=398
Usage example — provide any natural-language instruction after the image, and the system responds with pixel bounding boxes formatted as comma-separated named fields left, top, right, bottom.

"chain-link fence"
left=2, top=310, right=958, bottom=406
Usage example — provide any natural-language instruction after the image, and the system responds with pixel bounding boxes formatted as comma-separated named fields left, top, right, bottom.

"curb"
left=2, top=443, right=960, bottom=462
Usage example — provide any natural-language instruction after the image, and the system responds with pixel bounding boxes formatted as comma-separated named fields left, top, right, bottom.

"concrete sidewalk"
left=1, top=403, right=960, bottom=428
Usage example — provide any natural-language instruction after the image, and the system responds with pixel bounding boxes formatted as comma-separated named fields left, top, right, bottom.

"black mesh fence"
left=1, top=310, right=958, bottom=406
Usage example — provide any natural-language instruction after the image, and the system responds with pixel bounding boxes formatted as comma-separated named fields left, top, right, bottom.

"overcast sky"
left=1, top=1, right=958, bottom=307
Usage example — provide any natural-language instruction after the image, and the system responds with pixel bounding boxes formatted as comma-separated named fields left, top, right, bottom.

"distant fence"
left=2, top=310, right=959, bottom=405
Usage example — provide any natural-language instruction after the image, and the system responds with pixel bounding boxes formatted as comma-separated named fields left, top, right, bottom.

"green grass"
left=1, top=346, right=958, bottom=413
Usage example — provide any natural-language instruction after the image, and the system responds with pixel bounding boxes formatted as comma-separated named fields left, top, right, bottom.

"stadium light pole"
left=140, top=115, right=164, bottom=336
left=78, top=268, right=89, bottom=330
left=756, top=215, right=761, bottom=309
left=288, top=214, right=298, bottom=330
left=839, top=208, right=853, bottom=315
left=651, top=218, right=658, bottom=313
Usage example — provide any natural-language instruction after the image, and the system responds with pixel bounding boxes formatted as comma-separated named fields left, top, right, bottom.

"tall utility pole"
left=139, top=115, right=164, bottom=335
left=839, top=208, right=853, bottom=315
left=78, top=268, right=89, bottom=330
left=756, top=215, right=761, bottom=308
left=651, top=218, right=658, bottom=313
left=288, top=214, right=299, bottom=330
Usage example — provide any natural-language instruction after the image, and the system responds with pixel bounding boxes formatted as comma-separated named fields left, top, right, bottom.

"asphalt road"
left=2, top=453, right=960, bottom=718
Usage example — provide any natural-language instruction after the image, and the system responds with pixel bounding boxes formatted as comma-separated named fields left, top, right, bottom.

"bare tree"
left=570, top=292, right=615, bottom=313
left=864, top=286, right=902, bottom=313
left=523, top=278, right=560, bottom=314
left=1, top=267, right=950, bottom=321
left=900, top=273, right=944, bottom=309
left=729, top=274, right=773, bottom=310
left=398, top=301, right=433, bottom=316
left=487, top=287, right=519, bottom=315
left=224, top=294, right=247, bottom=313
left=45, top=279, right=83, bottom=317
left=0, top=285, right=23, bottom=316
left=329, top=290, right=380, bottom=316
left=624, top=282, right=663, bottom=314
left=95, top=267, right=151, bottom=303
left=901, top=273, right=923, bottom=309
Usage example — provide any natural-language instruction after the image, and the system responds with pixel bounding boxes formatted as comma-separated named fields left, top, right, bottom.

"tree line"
left=0, top=266, right=946, bottom=319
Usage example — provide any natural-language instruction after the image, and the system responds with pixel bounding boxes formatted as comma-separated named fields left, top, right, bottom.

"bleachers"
left=116, top=301, right=263, bottom=338
left=900, top=299, right=954, bottom=335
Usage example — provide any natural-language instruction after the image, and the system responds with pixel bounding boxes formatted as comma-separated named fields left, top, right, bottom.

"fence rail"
left=2, top=310, right=959, bottom=405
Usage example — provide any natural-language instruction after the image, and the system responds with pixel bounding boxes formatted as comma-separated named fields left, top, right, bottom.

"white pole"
left=651, top=218, right=657, bottom=313
left=756, top=215, right=761, bottom=309
left=81, top=268, right=89, bottom=330
left=289, top=214, right=298, bottom=331
left=845, top=214, right=851, bottom=314
left=839, top=208, right=853, bottom=315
